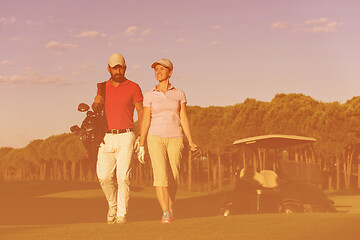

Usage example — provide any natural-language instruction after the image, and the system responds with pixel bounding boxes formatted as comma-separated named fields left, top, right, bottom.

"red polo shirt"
left=97, top=78, right=143, bottom=129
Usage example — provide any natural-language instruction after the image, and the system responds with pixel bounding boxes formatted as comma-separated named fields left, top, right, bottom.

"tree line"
left=1, top=93, right=360, bottom=190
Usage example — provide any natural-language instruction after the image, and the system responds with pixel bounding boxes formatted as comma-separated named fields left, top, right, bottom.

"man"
left=92, top=53, right=144, bottom=224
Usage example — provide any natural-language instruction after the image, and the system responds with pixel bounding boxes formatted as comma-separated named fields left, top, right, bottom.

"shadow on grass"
left=0, top=182, right=224, bottom=225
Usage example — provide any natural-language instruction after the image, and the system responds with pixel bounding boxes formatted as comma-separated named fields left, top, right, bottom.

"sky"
left=1, top=0, right=359, bottom=148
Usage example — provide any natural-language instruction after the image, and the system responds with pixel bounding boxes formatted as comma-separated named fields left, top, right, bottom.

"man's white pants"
left=96, top=132, right=135, bottom=217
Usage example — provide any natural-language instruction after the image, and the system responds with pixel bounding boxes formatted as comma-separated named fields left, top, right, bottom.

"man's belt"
left=106, top=128, right=133, bottom=134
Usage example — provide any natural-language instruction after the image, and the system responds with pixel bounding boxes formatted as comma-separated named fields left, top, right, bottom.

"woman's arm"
left=134, top=101, right=144, bottom=134
left=180, top=103, right=197, bottom=150
left=139, top=107, right=151, bottom=146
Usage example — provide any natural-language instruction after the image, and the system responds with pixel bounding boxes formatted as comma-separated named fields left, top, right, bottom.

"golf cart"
left=221, top=134, right=336, bottom=215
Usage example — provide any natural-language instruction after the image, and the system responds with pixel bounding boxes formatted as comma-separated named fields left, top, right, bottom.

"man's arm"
left=92, top=95, right=104, bottom=113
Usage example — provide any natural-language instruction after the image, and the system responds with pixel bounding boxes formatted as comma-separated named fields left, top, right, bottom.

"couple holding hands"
left=92, top=53, right=197, bottom=224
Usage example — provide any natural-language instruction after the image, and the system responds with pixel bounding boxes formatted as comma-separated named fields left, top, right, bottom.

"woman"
left=139, top=58, right=197, bottom=223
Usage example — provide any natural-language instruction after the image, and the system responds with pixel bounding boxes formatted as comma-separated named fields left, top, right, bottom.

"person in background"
left=92, top=53, right=144, bottom=224
left=138, top=58, right=197, bottom=223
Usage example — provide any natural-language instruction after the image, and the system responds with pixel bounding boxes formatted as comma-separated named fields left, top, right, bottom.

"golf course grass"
left=0, top=182, right=360, bottom=240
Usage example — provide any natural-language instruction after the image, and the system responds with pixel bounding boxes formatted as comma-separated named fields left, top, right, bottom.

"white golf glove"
left=134, top=136, right=140, bottom=152
left=138, top=146, right=145, bottom=164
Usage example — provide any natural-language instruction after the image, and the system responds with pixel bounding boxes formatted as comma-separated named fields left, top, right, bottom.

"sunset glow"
left=1, top=0, right=359, bottom=147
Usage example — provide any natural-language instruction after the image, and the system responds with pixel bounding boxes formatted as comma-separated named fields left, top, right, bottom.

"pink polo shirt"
left=143, top=84, right=187, bottom=138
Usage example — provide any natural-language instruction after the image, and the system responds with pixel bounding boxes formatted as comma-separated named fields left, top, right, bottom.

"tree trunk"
left=328, top=174, right=333, bottom=190
left=343, top=157, right=348, bottom=190
left=188, top=150, right=192, bottom=191
left=336, top=156, right=340, bottom=190
left=71, top=161, right=76, bottom=181
left=53, top=158, right=58, bottom=180
left=79, top=161, right=83, bottom=181
left=38, top=165, right=42, bottom=181
left=212, top=164, right=218, bottom=188
left=230, top=153, right=234, bottom=188
left=358, top=162, right=360, bottom=189
left=57, top=163, right=62, bottom=180
left=343, top=149, right=354, bottom=190
left=42, top=163, right=47, bottom=180
left=207, top=151, right=211, bottom=192
left=63, top=161, right=68, bottom=180
left=217, top=149, right=222, bottom=192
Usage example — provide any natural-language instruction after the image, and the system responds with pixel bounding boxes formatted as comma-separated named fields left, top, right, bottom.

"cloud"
left=58, top=62, right=95, bottom=73
left=327, top=21, right=344, bottom=28
left=9, top=37, right=20, bottom=41
left=76, top=31, right=106, bottom=38
left=304, top=18, right=327, bottom=25
left=310, top=25, right=338, bottom=33
left=57, top=79, right=86, bottom=86
left=177, top=38, right=189, bottom=43
left=0, top=68, right=66, bottom=85
left=309, top=27, right=331, bottom=33
left=0, top=75, right=26, bottom=84
left=271, top=22, right=287, bottom=29
left=302, top=18, right=344, bottom=33
left=122, top=27, right=151, bottom=38
left=296, top=21, right=343, bottom=33
left=126, top=38, right=144, bottom=43
left=45, top=41, right=77, bottom=50
left=291, top=26, right=308, bottom=33
left=177, top=38, right=194, bottom=43
left=308, top=21, right=344, bottom=33
left=211, top=25, right=222, bottom=29
left=279, top=18, right=344, bottom=33
left=161, top=49, right=173, bottom=53
left=142, top=28, right=151, bottom=36
left=26, top=20, right=40, bottom=26
left=0, top=60, right=13, bottom=66
left=0, top=17, right=16, bottom=25
left=123, top=26, right=138, bottom=36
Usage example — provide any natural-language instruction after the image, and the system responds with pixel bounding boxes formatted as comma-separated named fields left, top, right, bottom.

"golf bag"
left=70, top=82, right=107, bottom=165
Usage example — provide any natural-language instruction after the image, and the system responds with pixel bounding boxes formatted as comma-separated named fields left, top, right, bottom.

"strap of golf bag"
left=99, top=81, right=106, bottom=101
left=96, top=81, right=108, bottom=145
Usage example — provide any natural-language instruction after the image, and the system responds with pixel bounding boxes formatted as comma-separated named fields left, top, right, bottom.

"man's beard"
left=111, top=73, right=126, bottom=83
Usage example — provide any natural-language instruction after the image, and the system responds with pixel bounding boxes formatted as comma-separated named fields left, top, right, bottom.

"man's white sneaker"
left=116, top=216, right=126, bottom=224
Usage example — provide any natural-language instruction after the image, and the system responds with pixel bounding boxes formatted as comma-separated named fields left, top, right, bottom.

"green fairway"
left=0, top=182, right=360, bottom=240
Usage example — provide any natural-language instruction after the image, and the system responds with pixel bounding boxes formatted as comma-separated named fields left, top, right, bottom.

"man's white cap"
left=108, top=53, right=126, bottom=67
left=151, top=58, right=173, bottom=70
